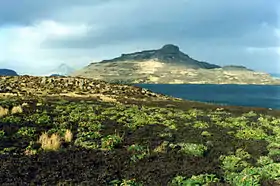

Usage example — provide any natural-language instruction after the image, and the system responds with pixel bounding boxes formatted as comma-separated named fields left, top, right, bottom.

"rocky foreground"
left=72, top=44, right=280, bottom=85
left=0, top=75, right=171, bottom=101
left=0, top=76, right=280, bottom=185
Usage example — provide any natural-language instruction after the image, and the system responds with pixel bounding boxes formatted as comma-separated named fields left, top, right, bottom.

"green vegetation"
left=0, top=96, right=280, bottom=185
left=127, top=144, right=150, bottom=163
left=169, top=142, right=207, bottom=157
left=101, top=133, right=124, bottom=150
left=110, top=178, right=143, bottom=186
left=171, top=174, right=220, bottom=185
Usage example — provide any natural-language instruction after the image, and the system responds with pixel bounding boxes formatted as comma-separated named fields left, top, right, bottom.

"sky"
left=0, top=0, right=279, bottom=75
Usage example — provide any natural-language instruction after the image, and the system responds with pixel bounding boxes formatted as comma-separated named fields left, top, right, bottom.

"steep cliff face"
left=72, top=44, right=280, bottom=85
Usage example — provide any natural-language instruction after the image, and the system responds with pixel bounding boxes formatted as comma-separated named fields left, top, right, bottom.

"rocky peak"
left=158, top=44, right=180, bottom=54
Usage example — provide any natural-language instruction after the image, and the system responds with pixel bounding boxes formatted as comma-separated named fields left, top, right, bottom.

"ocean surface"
left=135, top=84, right=280, bottom=110
left=270, top=73, right=280, bottom=78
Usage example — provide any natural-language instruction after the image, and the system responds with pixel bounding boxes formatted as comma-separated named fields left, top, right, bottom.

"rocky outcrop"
left=0, top=76, right=170, bottom=101
left=72, top=44, right=280, bottom=85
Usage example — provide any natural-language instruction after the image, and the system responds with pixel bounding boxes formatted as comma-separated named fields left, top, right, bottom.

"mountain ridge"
left=96, top=44, right=221, bottom=69
left=72, top=44, right=280, bottom=85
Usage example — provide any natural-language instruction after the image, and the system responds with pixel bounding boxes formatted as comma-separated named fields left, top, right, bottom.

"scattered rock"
left=0, top=76, right=169, bottom=101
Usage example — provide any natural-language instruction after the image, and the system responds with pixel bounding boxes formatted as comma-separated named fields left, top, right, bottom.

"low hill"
left=0, top=69, right=18, bottom=76
left=72, top=44, right=280, bottom=85
left=49, top=74, right=66, bottom=77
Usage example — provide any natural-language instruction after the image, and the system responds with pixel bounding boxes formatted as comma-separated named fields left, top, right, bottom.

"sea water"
left=136, top=84, right=280, bottom=110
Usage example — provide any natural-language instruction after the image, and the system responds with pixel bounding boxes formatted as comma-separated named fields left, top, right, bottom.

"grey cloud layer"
left=0, top=0, right=108, bottom=25
left=0, top=0, right=279, bottom=73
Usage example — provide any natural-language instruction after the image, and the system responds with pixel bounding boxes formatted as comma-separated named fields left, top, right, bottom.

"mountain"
left=72, top=44, right=280, bottom=85
left=47, top=64, right=75, bottom=76
left=49, top=74, right=66, bottom=77
left=0, top=69, right=18, bottom=76
left=100, top=44, right=221, bottom=69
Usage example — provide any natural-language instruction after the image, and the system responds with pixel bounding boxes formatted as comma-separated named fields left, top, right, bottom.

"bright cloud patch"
left=0, top=20, right=89, bottom=75
left=31, top=20, right=89, bottom=37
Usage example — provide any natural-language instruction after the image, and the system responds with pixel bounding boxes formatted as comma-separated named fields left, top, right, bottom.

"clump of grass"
left=0, top=130, right=5, bottom=139
left=21, top=102, right=29, bottom=107
left=201, top=131, right=212, bottom=137
left=38, top=132, right=61, bottom=151
left=24, top=141, right=38, bottom=156
left=169, top=142, right=207, bottom=157
left=0, top=106, right=9, bottom=117
left=242, top=111, right=258, bottom=118
left=267, top=142, right=280, bottom=157
left=110, top=178, right=143, bottom=186
left=235, top=127, right=267, bottom=140
left=222, top=156, right=280, bottom=185
left=153, top=141, right=169, bottom=153
left=99, top=95, right=118, bottom=103
left=127, top=144, right=149, bottom=162
left=193, top=121, right=209, bottom=129
left=16, top=127, right=36, bottom=138
left=257, top=156, right=274, bottom=166
left=225, top=167, right=261, bottom=186
left=220, top=148, right=251, bottom=172
left=171, top=174, right=220, bottom=185
left=101, top=133, right=123, bottom=150
left=11, top=105, right=23, bottom=114
left=64, top=129, right=73, bottom=142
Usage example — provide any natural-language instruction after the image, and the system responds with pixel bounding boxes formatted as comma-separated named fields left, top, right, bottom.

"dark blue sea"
left=135, top=84, right=280, bottom=110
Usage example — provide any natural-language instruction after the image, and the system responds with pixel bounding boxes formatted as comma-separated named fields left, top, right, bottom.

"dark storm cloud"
left=42, top=0, right=279, bottom=49
left=0, top=0, right=108, bottom=26
left=0, top=0, right=279, bottom=73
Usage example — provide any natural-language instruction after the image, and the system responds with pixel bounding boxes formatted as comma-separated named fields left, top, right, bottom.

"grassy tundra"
left=0, top=76, right=280, bottom=185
